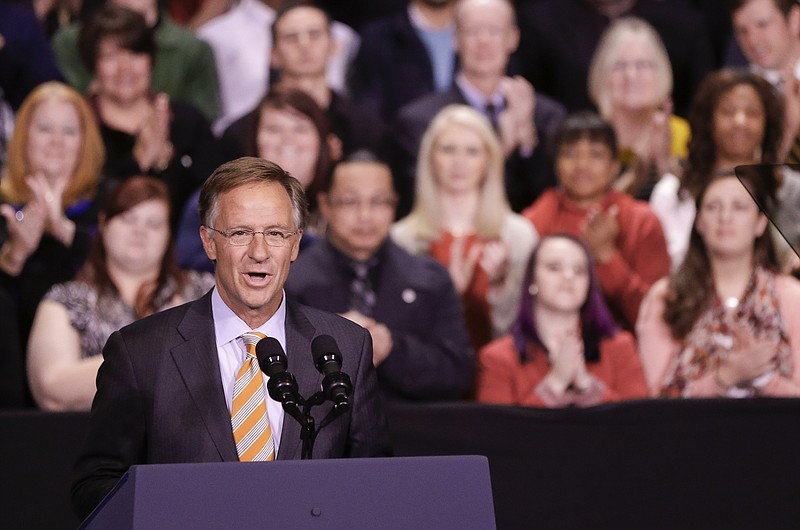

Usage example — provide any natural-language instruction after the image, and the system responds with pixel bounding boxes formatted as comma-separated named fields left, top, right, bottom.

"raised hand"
left=497, top=76, right=537, bottom=156
left=133, top=93, right=174, bottom=172
left=448, top=235, right=482, bottom=295
left=544, top=329, right=585, bottom=395
left=479, top=239, right=510, bottom=286
left=644, top=100, right=673, bottom=175
left=715, top=323, right=780, bottom=388
left=25, top=172, right=74, bottom=245
left=0, top=200, right=47, bottom=275
left=582, top=204, right=619, bottom=263
left=340, top=310, right=394, bottom=366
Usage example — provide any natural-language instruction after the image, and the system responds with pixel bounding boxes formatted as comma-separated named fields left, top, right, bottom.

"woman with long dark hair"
left=637, top=169, right=800, bottom=398
left=649, top=68, right=792, bottom=268
left=477, top=233, right=647, bottom=407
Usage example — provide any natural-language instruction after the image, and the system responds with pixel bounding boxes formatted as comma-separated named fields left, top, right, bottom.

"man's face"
left=94, top=37, right=152, bottom=106
left=271, top=6, right=334, bottom=79
left=319, top=162, right=397, bottom=262
left=454, top=0, right=519, bottom=79
left=200, top=181, right=302, bottom=327
left=555, top=138, right=619, bottom=206
left=732, top=0, right=800, bottom=71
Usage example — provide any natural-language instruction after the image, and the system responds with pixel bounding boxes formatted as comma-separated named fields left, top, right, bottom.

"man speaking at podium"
left=72, top=157, right=392, bottom=520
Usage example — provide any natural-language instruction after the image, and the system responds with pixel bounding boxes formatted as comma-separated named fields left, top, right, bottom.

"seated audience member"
left=27, top=176, right=214, bottom=411
left=52, top=0, right=221, bottom=121
left=649, top=69, right=795, bottom=269
left=728, top=0, right=800, bottom=163
left=222, top=3, right=380, bottom=156
left=636, top=171, right=800, bottom=398
left=516, top=0, right=715, bottom=117
left=392, top=105, right=538, bottom=351
left=587, top=16, right=689, bottom=200
left=78, top=5, right=223, bottom=227
left=286, top=151, right=474, bottom=401
left=349, top=0, right=457, bottom=123
left=522, top=111, right=669, bottom=330
left=477, top=234, right=647, bottom=407
left=392, top=0, right=565, bottom=215
left=0, top=82, right=105, bottom=354
left=198, top=0, right=360, bottom=134
left=178, top=87, right=337, bottom=271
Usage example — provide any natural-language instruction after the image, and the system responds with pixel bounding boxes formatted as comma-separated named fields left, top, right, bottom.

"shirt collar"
left=455, top=73, right=504, bottom=110
left=211, top=287, right=288, bottom=349
left=408, top=3, right=455, bottom=32
left=750, top=58, right=800, bottom=92
left=326, top=238, right=386, bottom=278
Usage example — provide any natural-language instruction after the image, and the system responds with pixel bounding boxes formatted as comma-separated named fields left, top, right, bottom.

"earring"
left=528, top=284, right=538, bottom=296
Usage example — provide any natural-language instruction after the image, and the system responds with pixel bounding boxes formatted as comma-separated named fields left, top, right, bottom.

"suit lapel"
left=171, top=292, right=239, bottom=462
left=277, top=301, right=324, bottom=460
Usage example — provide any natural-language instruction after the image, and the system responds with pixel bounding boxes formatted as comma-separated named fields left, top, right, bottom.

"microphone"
left=311, top=335, right=353, bottom=411
left=255, top=337, right=301, bottom=408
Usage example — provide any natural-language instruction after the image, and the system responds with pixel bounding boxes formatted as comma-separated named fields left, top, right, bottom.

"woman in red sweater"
left=522, top=111, right=669, bottom=330
left=477, top=234, right=647, bottom=407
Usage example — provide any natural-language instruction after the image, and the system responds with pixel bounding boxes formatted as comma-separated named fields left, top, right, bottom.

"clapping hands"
left=133, top=93, right=174, bottom=173
left=497, top=76, right=537, bottom=157
left=448, top=236, right=510, bottom=294
left=0, top=170, right=75, bottom=274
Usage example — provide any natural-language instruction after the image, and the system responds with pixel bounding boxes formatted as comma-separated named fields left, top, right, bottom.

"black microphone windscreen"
left=311, top=334, right=341, bottom=365
left=255, top=336, right=287, bottom=376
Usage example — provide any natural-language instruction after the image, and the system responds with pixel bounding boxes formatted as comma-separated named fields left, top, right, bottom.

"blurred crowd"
left=2, top=0, right=800, bottom=410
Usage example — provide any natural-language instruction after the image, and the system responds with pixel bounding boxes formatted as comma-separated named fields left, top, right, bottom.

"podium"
left=80, top=455, right=496, bottom=529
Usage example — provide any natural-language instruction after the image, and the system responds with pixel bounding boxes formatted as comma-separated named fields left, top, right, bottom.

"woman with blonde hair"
left=0, top=81, right=105, bottom=360
left=392, top=104, right=538, bottom=350
left=588, top=16, right=689, bottom=199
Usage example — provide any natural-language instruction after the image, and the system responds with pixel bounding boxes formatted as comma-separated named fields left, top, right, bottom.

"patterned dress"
left=44, top=271, right=215, bottom=359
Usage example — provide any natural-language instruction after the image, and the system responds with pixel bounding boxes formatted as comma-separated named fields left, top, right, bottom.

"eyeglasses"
left=610, top=60, right=656, bottom=74
left=206, top=226, right=299, bottom=247
left=327, top=196, right=397, bottom=212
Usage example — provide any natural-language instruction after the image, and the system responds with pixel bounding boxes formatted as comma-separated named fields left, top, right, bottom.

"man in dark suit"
left=391, top=0, right=566, bottom=215
left=286, top=152, right=475, bottom=401
left=71, top=157, right=391, bottom=520
left=349, top=0, right=458, bottom=123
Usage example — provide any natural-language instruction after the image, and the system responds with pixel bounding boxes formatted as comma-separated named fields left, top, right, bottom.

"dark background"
left=3, top=399, right=800, bottom=529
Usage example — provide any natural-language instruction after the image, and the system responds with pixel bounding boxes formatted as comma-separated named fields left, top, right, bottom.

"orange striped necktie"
left=231, top=331, right=275, bottom=462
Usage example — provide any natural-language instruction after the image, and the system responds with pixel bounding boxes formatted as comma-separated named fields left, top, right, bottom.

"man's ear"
left=290, top=230, right=303, bottom=262
left=199, top=226, right=218, bottom=261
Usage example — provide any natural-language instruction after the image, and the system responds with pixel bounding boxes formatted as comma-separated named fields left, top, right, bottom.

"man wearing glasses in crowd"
left=286, top=151, right=474, bottom=402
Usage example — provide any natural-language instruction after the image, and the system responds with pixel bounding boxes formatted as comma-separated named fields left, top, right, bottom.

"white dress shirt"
left=211, top=287, right=287, bottom=456
left=198, top=0, right=360, bottom=135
